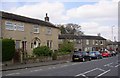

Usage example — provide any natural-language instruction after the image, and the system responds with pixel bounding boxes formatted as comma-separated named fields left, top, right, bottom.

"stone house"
left=0, top=11, right=60, bottom=55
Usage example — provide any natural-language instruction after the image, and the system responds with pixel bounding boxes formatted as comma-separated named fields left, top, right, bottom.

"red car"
left=101, top=51, right=111, bottom=57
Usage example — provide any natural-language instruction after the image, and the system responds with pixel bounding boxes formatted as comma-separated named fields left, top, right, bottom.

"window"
left=5, top=21, right=24, bottom=31
left=95, top=40, right=98, bottom=45
left=17, top=23, right=24, bottom=31
left=14, top=24, right=17, bottom=30
left=34, top=25, right=39, bottom=33
left=86, top=40, right=89, bottom=45
left=47, top=40, right=52, bottom=48
left=100, top=41, right=103, bottom=45
left=76, top=40, right=81, bottom=44
left=5, top=21, right=14, bottom=30
left=46, top=27, right=52, bottom=35
left=31, top=43, right=33, bottom=48
left=33, top=40, right=40, bottom=48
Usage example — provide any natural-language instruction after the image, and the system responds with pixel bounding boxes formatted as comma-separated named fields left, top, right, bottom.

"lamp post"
left=112, top=26, right=115, bottom=50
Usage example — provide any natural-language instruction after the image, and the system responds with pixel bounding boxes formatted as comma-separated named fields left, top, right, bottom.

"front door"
left=22, top=41, right=27, bottom=52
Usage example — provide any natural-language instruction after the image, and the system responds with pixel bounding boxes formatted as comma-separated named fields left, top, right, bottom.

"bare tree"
left=65, top=23, right=83, bottom=35
left=57, top=23, right=84, bottom=35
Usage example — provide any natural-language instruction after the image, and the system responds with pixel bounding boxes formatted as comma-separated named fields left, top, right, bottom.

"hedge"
left=2, top=39, right=15, bottom=62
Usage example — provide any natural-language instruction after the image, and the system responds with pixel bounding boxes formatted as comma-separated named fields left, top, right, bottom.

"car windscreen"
left=95, top=51, right=100, bottom=54
left=81, top=52, right=87, bottom=55
left=74, top=52, right=86, bottom=55
left=73, top=52, right=82, bottom=55
left=89, top=52, right=95, bottom=54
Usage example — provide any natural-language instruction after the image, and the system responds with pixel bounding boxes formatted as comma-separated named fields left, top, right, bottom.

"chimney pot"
left=45, top=13, right=49, bottom=22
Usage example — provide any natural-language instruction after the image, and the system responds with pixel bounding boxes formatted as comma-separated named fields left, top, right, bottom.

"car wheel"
left=89, top=57, right=91, bottom=61
left=82, top=58, right=85, bottom=62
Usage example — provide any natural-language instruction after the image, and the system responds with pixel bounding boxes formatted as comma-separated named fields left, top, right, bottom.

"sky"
left=1, top=0, right=119, bottom=41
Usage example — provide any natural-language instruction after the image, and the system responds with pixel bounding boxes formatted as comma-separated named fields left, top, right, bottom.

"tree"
left=59, top=40, right=75, bottom=53
left=58, top=23, right=84, bottom=35
left=65, top=23, right=83, bottom=35
left=59, top=25, right=67, bottom=34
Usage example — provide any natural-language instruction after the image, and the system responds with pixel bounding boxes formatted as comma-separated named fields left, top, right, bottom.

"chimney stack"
left=97, top=33, right=101, bottom=36
left=45, top=13, right=49, bottom=22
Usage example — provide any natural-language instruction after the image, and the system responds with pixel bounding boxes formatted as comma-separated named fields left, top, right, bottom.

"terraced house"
left=59, top=34, right=107, bottom=51
left=0, top=11, right=60, bottom=55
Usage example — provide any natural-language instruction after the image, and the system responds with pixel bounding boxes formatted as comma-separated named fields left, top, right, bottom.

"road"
left=2, top=54, right=120, bottom=78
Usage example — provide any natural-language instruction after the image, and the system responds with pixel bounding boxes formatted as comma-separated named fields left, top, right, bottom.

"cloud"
left=80, top=22, right=118, bottom=40
left=8, top=2, right=68, bottom=23
left=66, top=0, right=117, bottom=21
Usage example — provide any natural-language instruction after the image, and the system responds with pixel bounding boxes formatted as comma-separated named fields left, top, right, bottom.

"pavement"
left=2, top=54, right=120, bottom=78
left=2, top=60, right=71, bottom=71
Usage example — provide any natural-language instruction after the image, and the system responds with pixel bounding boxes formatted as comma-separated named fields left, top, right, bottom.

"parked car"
left=101, top=51, right=111, bottom=57
left=89, top=51, right=103, bottom=59
left=72, top=51, right=91, bottom=62
left=110, top=51, right=117, bottom=56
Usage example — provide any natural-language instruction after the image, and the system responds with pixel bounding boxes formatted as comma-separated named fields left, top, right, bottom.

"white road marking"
left=30, top=69, right=42, bottom=72
left=52, top=67, right=56, bottom=69
left=104, top=62, right=113, bottom=66
left=97, top=68, right=105, bottom=72
left=61, top=65, right=68, bottom=67
left=6, top=73, right=20, bottom=76
left=80, top=74, right=88, bottom=78
left=95, top=69, right=111, bottom=78
left=72, top=63, right=77, bottom=65
left=75, top=68, right=98, bottom=77
left=115, top=64, right=120, bottom=67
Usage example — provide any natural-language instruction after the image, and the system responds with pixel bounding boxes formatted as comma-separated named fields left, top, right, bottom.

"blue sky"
left=1, top=0, right=119, bottom=41
left=64, top=2, right=97, bottom=10
left=1, top=2, right=97, bottom=11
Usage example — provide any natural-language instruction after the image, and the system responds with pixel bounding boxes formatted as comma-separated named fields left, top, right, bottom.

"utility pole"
left=112, top=26, right=115, bottom=50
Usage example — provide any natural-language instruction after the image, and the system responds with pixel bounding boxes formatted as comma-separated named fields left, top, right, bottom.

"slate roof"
left=107, top=41, right=118, bottom=45
left=59, top=34, right=106, bottom=40
left=0, top=11, right=58, bottom=29
left=117, top=42, right=120, bottom=45
left=59, top=34, right=77, bottom=39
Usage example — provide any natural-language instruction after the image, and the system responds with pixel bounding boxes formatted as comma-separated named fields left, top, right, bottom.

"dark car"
left=89, top=51, right=103, bottom=59
left=72, top=51, right=91, bottom=62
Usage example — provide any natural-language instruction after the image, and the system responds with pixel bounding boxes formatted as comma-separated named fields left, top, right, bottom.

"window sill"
left=34, top=32, right=40, bottom=34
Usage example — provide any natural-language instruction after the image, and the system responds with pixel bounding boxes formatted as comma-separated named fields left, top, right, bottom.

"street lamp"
left=112, top=26, right=115, bottom=50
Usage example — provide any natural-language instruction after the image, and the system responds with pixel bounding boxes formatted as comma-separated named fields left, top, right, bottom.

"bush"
left=2, top=39, right=15, bottom=62
left=59, top=40, right=74, bottom=53
left=33, top=46, right=52, bottom=57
